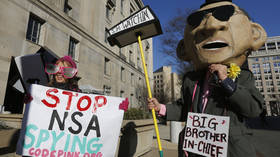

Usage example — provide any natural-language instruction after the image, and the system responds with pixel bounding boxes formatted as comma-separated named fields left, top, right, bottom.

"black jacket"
left=165, top=69, right=264, bottom=157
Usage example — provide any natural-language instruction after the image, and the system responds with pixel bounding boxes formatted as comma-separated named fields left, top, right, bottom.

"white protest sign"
left=183, top=112, right=230, bottom=157
left=109, top=7, right=155, bottom=36
left=17, top=84, right=125, bottom=157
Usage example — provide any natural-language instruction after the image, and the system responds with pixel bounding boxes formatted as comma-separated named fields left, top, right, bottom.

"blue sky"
left=142, top=0, right=280, bottom=72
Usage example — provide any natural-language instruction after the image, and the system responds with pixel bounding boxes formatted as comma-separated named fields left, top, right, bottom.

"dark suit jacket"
left=165, top=69, right=264, bottom=157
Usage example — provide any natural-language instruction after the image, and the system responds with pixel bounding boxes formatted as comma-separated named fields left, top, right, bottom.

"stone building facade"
left=0, top=0, right=153, bottom=110
left=248, top=36, right=280, bottom=116
left=153, top=66, right=180, bottom=104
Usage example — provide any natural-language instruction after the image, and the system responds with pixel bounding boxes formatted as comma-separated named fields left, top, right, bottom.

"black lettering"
left=215, top=133, right=220, bottom=142
left=192, top=128, right=198, bottom=138
left=216, top=146, right=223, bottom=157
left=209, top=132, right=216, bottom=142
left=142, top=8, right=150, bottom=21
left=199, top=130, right=205, bottom=138
left=68, top=112, right=83, bottom=134
left=208, top=118, right=218, bottom=131
left=221, top=133, right=227, bottom=142
left=204, top=130, right=210, bottom=140
left=84, top=115, right=101, bottom=137
left=187, top=140, right=194, bottom=149
left=200, top=116, right=207, bottom=128
left=210, top=144, right=217, bottom=157
left=48, top=110, right=68, bottom=130
left=204, top=143, right=211, bottom=154
left=198, top=141, right=204, bottom=152
left=132, top=14, right=137, bottom=25
left=192, top=115, right=200, bottom=127
left=183, top=139, right=188, bottom=149
left=185, top=127, right=191, bottom=137
left=122, top=21, right=128, bottom=29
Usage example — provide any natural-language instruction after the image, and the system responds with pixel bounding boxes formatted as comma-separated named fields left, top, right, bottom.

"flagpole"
left=137, top=35, right=163, bottom=157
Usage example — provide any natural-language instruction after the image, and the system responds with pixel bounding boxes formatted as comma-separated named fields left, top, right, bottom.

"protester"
left=148, top=0, right=267, bottom=157
left=45, top=55, right=81, bottom=92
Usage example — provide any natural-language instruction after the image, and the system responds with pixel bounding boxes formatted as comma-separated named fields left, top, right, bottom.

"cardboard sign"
left=17, top=84, right=125, bottom=157
left=183, top=112, right=230, bottom=157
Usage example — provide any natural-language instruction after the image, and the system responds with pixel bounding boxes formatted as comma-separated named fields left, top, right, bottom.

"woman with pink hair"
left=45, top=55, right=81, bottom=92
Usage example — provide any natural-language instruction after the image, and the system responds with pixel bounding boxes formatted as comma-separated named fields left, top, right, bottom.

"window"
left=277, top=42, right=280, bottom=49
left=121, top=67, right=125, bottom=82
left=258, top=46, right=266, bottom=51
left=267, top=42, right=276, bottom=50
left=264, top=75, right=268, bottom=80
left=264, top=57, right=270, bottom=61
left=267, top=88, right=271, bottom=92
left=137, top=57, right=140, bottom=66
left=120, top=0, right=124, bottom=14
left=130, top=93, right=134, bottom=105
left=104, top=58, right=110, bottom=76
left=131, top=73, right=134, bottom=86
left=129, top=51, right=135, bottom=66
left=272, top=56, right=280, bottom=60
left=26, top=13, right=45, bottom=44
left=105, top=28, right=110, bottom=43
left=130, top=3, right=135, bottom=15
left=68, top=37, right=79, bottom=58
left=64, top=0, right=72, bottom=15
left=120, top=90, right=124, bottom=97
left=105, top=3, right=113, bottom=21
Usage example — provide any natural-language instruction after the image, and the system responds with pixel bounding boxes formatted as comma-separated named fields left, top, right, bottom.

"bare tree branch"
left=158, top=8, right=195, bottom=77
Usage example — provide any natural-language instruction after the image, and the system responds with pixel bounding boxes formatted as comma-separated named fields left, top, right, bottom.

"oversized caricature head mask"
left=177, top=0, right=267, bottom=70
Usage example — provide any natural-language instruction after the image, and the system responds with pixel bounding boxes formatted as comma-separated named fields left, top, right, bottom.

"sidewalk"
left=141, top=122, right=179, bottom=157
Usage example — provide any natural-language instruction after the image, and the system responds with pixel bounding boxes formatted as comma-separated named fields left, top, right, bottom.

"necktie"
left=201, top=72, right=210, bottom=113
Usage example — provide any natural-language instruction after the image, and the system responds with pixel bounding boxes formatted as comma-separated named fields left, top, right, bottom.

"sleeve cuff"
left=158, top=104, right=166, bottom=116
left=220, top=77, right=237, bottom=96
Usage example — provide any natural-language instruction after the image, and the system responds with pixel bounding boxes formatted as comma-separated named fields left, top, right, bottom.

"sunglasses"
left=187, top=5, right=235, bottom=28
left=45, top=64, right=77, bottom=79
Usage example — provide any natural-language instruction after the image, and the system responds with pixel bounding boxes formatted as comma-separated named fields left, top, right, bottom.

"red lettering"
left=34, top=148, right=41, bottom=156
left=93, top=96, right=107, bottom=112
left=50, top=150, right=56, bottom=157
left=96, top=152, right=103, bottom=157
left=29, top=147, right=35, bottom=156
left=58, top=150, right=64, bottom=157
left=83, top=153, right=90, bottom=157
left=41, top=88, right=59, bottom=108
left=77, top=96, right=92, bottom=111
left=42, top=149, right=49, bottom=157
left=62, top=91, right=75, bottom=110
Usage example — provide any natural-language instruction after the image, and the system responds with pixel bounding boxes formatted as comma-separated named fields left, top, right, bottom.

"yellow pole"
left=137, top=35, right=163, bottom=157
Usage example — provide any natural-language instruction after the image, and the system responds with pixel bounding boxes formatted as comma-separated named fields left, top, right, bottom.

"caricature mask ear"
left=251, top=22, right=267, bottom=51
left=176, top=39, right=188, bottom=61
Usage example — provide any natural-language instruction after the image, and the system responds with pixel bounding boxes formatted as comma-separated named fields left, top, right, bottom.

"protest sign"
left=183, top=112, right=230, bottom=157
left=17, top=84, right=125, bottom=157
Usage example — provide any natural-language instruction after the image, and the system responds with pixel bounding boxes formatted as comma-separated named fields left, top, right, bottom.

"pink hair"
left=56, top=56, right=77, bottom=68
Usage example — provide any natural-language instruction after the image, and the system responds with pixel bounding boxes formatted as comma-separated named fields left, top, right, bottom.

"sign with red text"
left=183, top=112, right=230, bottom=157
left=16, top=84, right=125, bottom=157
